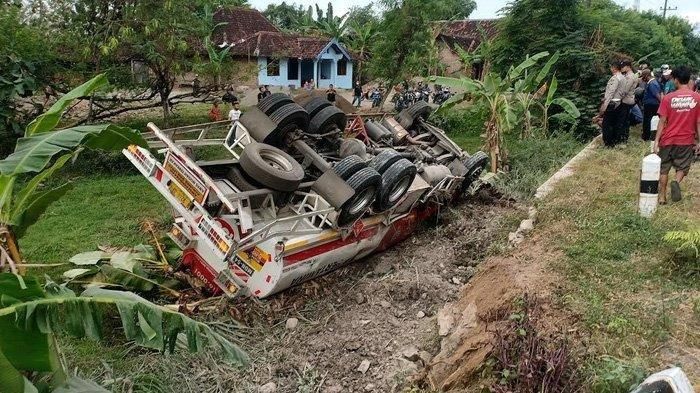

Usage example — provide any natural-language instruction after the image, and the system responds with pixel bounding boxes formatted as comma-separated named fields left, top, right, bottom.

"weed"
left=295, top=364, right=324, bottom=393
left=586, top=356, right=645, bottom=393
left=485, top=295, right=582, bottom=393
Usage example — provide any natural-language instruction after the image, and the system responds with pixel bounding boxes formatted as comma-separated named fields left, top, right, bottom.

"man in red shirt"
left=654, top=65, right=700, bottom=204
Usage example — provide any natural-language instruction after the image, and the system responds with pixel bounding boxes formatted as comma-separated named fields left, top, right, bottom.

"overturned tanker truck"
left=123, top=95, right=488, bottom=298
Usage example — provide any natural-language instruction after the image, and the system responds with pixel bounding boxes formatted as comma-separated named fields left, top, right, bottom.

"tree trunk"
left=0, top=224, right=23, bottom=274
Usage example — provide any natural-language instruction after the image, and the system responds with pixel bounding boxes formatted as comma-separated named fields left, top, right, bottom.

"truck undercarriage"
left=124, top=96, right=487, bottom=298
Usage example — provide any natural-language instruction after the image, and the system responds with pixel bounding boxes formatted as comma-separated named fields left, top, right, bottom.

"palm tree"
left=347, top=21, right=377, bottom=83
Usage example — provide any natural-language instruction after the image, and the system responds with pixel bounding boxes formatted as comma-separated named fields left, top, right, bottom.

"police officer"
left=597, top=60, right=626, bottom=147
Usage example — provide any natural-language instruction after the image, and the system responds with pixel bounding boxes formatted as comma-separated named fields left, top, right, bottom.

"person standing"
left=641, top=69, right=663, bottom=141
left=208, top=101, right=222, bottom=122
left=663, top=69, right=676, bottom=94
left=653, top=66, right=700, bottom=204
left=228, top=102, right=242, bottom=123
left=326, top=84, right=337, bottom=104
left=352, top=81, right=363, bottom=108
left=619, top=60, right=638, bottom=144
left=263, top=85, right=272, bottom=98
left=597, top=61, right=626, bottom=147
left=257, top=86, right=265, bottom=103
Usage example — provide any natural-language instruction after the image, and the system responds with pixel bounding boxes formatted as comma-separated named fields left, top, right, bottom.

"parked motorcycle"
left=370, top=89, right=383, bottom=108
left=432, top=85, right=453, bottom=105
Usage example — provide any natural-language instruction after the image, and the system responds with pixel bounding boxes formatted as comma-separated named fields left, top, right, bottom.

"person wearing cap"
left=619, top=60, right=638, bottom=144
left=663, top=68, right=676, bottom=94
left=597, top=60, right=626, bottom=147
left=653, top=65, right=700, bottom=204
left=641, top=69, right=663, bottom=141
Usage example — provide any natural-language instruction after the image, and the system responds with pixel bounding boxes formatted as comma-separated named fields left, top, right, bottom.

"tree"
left=347, top=4, right=378, bottom=27
left=0, top=75, right=146, bottom=271
left=347, top=21, right=378, bottom=83
left=263, top=1, right=306, bottom=30
left=112, top=0, right=213, bottom=123
left=0, top=2, right=53, bottom=157
left=370, top=0, right=468, bottom=102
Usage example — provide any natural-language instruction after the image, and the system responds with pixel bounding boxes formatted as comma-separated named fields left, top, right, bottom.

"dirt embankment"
left=426, top=235, right=562, bottom=390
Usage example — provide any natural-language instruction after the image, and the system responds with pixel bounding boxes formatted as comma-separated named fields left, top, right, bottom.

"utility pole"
left=660, top=0, right=677, bottom=19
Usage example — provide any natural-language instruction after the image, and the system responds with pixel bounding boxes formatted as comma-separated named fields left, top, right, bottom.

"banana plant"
left=0, top=74, right=146, bottom=269
left=0, top=273, right=247, bottom=392
left=431, top=52, right=579, bottom=172
left=539, top=75, right=581, bottom=133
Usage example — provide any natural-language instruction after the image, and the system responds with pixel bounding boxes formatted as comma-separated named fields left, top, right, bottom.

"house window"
left=337, top=58, right=347, bottom=76
left=266, top=58, right=279, bottom=76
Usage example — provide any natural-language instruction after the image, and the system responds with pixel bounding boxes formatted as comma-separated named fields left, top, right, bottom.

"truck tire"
left=376, top=158, right=417, bottom=211
left=465, top=151, right=488, bottom=180
left=459, top=151, right=489, bottom=193
left=269, top=103, right=309, bottom=134
left=239, top=142, right=305, bottom=192
left=369, top=149, right=402, bottom=174
left=338, top=167, right=381, bottom=226
left=333, top=155, right=366, bottom=180
left=226, top=166, right=266, bottom=208
left=396, top=101, right=433, bottom=130
left=308, top=105, right=347, bottom=134
left=258, top=93, right=294, bottom=115
left=303, top=97, right=332, bottom=119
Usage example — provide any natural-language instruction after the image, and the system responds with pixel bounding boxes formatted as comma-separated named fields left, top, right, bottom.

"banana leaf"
left=507, top=51, right=549, bottom=81
left=551, top=97, right=581, bottom=119
left=25, top=74, right=108, bottom=136
left=0, top=175, right=15, bottom=223
left=99, top=265, right=179, bottom=297
left=0, top=124, right=146, bottom=176
left=0, top=274, right=64, bottom=393
left=68, top=251, right=110, bottom=266
left=12, top=182, right=73, bottom=238
left=0, top=274, right=248, bottom=370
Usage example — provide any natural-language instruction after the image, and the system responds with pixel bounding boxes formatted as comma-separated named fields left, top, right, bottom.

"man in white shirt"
left=228, top=102, right=241, bottom=122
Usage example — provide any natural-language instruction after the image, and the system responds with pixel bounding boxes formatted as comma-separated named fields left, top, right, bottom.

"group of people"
left=599, top=61, right=700, bottom=204
left=208, top=85, right=243, bottom=123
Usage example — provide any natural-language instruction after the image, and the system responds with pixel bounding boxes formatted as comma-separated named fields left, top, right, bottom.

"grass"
left=20, top=175, right=169, bottom=270
left=535, top=131, right=700, bottom=390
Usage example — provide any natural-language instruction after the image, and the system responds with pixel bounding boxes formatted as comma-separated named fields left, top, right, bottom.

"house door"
left=287, top=58, right=299, bottom=83
left=300, top=60, right=314, bottom=84
left=318, top=59, right=333, bottom=88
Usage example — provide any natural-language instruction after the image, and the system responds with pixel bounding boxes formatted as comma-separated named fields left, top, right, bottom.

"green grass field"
left=537, top=135, right=700, bottom=390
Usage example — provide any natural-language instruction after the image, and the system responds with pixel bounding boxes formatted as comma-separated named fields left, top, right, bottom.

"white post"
left=639, top=154, right=661, bottom=218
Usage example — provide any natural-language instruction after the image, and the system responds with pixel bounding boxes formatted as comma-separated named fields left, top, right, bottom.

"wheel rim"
left=260, top=150, right=293, bottom=172
left=348, top=187, right=375, bottom=215
left=388, top=175, right=412, bottom=203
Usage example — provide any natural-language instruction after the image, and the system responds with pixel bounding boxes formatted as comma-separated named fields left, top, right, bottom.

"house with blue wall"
left=213, top=7, right=354, bottom=89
